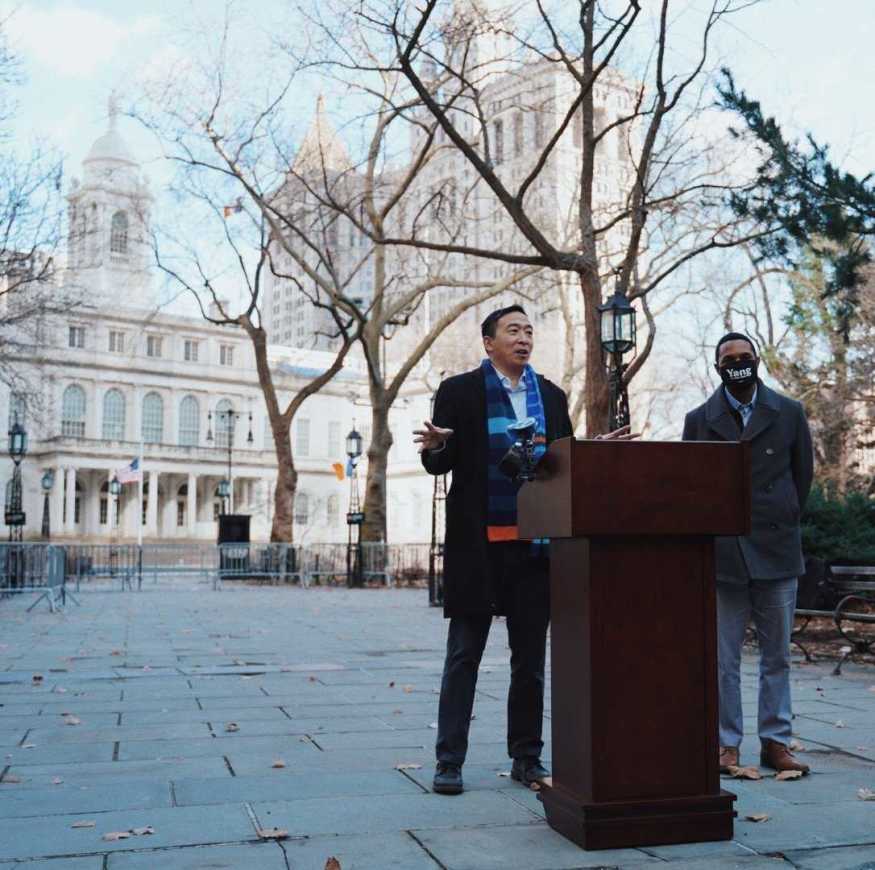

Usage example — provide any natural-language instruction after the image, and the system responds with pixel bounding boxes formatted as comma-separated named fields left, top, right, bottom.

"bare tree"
left=136, top=5, right=543, bottom=542
left=323, top=0, right=773, bottom=434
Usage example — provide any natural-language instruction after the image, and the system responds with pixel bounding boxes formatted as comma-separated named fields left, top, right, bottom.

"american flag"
left=115, top=458, right=142, bottom=484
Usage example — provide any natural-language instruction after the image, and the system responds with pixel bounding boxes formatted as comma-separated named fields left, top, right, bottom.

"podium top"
left=518, top=438, right=750, bottom=539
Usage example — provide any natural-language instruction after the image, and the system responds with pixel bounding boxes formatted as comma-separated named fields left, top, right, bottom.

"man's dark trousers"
left=436, top=541, right=550, bottom=766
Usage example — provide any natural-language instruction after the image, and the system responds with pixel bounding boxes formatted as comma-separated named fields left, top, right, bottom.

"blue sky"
left=5, top=0, right=873, bottom=177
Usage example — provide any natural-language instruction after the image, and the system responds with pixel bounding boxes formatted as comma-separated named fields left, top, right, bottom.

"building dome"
left=83, top=94, right=138, bottom=167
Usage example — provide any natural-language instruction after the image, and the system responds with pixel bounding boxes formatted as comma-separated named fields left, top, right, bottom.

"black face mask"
left=718, top=359, right=758, bottom=390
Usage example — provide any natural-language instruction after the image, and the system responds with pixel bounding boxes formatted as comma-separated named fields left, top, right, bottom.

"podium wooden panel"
left=518, top=439, right=750, bottom=850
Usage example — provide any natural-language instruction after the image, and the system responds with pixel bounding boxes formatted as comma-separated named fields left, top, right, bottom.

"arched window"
left=179, top=395, right=199, bottom=446
left=102, top=389, right=125, bottom=440
left=214, top=398, right=233, bottom=448
left=110, top=211, right=128, bottom=255
left=294, top=492, right=309, bottom=525
left=61, top=385, right=86, bottom=438
left=141, top=392, right=163, bottom=443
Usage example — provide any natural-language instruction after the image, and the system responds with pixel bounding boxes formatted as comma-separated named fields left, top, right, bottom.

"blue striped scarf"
left=482, top=359, right=547, bottom=542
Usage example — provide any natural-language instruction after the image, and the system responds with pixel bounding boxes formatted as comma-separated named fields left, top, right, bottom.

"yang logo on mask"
left=727, top=366, right=752, bottom=380
left=719, top=360, right=758, bottom=389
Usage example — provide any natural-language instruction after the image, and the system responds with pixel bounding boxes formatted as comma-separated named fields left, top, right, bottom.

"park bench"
left=793, top=561, right=875, bottom=675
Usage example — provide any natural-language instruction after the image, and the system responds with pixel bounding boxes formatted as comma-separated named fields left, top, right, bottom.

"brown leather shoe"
left=719, top=746, right=739, bottom=773
left=760, top=739, right=810, bottom=774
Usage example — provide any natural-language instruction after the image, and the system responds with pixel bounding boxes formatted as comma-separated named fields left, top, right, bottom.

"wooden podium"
left=517, top=438, right=751, bottom=850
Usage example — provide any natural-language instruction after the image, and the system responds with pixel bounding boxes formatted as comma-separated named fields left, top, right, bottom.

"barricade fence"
left=0, top=542, right=436, bottom=595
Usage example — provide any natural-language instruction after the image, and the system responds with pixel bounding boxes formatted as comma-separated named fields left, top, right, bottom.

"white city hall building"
left=1, top=107, right=432, bottom=545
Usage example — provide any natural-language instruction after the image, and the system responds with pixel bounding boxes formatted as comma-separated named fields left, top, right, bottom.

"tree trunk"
left=361, top=398, right=393, bottom=543
left=270, top=425, right=297, bottom=542
left=581, top=268, right=610, bottom=435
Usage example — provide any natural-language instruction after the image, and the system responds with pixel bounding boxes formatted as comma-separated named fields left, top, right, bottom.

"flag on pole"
left=116, top=457, right=142, bottom=484
left=331, top=462, right=345, bottom=482
left=223, top=197, right=243, bottom=218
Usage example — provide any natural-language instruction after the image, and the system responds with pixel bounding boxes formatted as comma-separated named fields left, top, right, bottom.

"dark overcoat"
left=422, top=367, right=573, bottom=617
left=682, top=381, right=813, bottom=583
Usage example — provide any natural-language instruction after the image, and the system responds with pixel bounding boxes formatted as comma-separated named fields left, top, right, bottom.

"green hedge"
left=801, top=484, right=875, bottom=563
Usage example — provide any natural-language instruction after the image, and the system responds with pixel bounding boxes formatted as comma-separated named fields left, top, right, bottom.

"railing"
left=0, top=542, right=435, bottom=596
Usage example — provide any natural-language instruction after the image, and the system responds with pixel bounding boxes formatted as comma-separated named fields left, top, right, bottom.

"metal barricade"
left=0, top=543, right=76, bottom=612
left=302, top=543, right=348, bottom=586
left=215, top=543, right=306, bottom=589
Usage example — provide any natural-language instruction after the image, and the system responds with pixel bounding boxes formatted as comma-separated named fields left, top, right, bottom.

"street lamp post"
left=207, top=408, right=253, bottom=515
left=108, top=476, right=121, bottom=578
left=597, top=275, right=638, bottom=431
left=5, top=414, right=27, bottom=591
left=41, top=470, right=54, bottom=540
left=345, top=424, right=364, bottom=588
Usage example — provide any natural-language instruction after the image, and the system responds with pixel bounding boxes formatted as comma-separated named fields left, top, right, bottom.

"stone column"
left=64, top=467, right=77, bottom=535
left=50, top=466, right=65, bottom=537
left=86, top=471, right=101, bottom=538
left=107, top=467, right=116, bottom=530
left=146, top=470, right=159, bottom=537
left=187, top=472, right=197, bottom=537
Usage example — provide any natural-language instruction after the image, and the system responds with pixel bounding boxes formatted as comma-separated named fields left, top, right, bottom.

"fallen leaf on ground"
left=51, top=777, right=63, bottom=785
left=256, top=827, right=289, bottom=840
left=726, top=765, right=762, bottom=780
left=272, top=759, right=286, bottom=768
left=32, top=674, right=43, bottom=684
left=789, top=739, right=806, bottom=752
left=388, top=681, right=395, bottom=688
left=71, top=820, right=95, bottom=828
left=392, top=709, right=402, bottom=715
left=3, top=775, right=22, bottom=783
left=402, top=685, right=414, bottom=693
left=325, top=858, right=341, bottom=870
left=394, top=763, right=422, bottom=770
left=224, top=723, right=239, bottom=732
left=835, top=720, right=846, bottom=728
left=308, top=676, right=317, bottom=683
left=63, top=716, right=81, bottom=726
left=102, top=831, right=131, bottom=841
left=111, top=650, right=122, bottom=656
left=858, top=788, right=875, bottom=801
left=745, top=813, right=770, bottom=823
left=775, top=770, right=804, bottom=781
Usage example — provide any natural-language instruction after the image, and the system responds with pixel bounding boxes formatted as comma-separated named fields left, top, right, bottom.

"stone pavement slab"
left=2, top=586, right=875, bottom=869
left=107, top=842, right=289, bottom=869
left=172, top=769, right=424, bottom=806
left=0, top=803, right=255, bottom=861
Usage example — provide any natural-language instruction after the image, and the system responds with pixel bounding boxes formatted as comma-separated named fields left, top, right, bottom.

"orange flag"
left=331, top=462, right=345, bottom=481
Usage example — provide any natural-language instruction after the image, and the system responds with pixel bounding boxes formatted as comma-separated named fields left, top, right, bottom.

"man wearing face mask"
left=683, top=332, right=813, bottom=775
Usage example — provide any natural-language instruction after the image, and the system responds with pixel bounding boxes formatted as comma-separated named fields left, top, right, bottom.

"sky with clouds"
left=2, top=0, right=873, bottom=321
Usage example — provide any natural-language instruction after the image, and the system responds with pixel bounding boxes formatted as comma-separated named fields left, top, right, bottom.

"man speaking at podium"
left=414, top=304, right=573, bottom=795
left=683, top=332, right=813, bottom=775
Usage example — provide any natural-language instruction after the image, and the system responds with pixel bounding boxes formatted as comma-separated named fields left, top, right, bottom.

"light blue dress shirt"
left=496, top=368, right=528, bottom=421
left=724, top=385, right=758, bottom=429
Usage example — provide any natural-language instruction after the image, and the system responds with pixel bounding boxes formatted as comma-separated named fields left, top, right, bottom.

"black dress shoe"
left=433, top=762, right=463, bottom=795
left=511, top=757, right=549, bottom=786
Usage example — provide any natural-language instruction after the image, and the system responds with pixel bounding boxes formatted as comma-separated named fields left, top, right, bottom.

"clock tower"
left=66, top=95, right=154, bottom=308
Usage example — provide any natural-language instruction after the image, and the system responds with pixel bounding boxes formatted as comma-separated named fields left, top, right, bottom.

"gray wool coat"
left=682, top=381, right=814, bottom=583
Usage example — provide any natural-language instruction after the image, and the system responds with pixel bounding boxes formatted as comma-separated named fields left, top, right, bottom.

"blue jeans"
left=716, top=577, right=798, bottom=748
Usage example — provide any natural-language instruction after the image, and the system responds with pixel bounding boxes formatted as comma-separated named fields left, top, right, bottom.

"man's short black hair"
left=715, top=331, right=758, bottom=364
left=481, top=304, right=528, bottom=338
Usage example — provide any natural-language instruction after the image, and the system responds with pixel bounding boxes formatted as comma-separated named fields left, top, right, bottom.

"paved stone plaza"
left=1, top=583, right=874, bottom=869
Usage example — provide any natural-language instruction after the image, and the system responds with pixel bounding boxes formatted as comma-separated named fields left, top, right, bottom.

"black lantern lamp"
left=346, top=426, right=363, bottom=461
left=109, top=476, right=121, bottom=498
left=8, top=415, right=27, bottom=464
left=40, top=469, right=54, bottom=540
left=217, top=479, right=231, bottom=500
left=41, top=470, right=54, bottom=494
left=597, top=274, right=638, bottom=431
left=598, top=287, right=637, bottom=356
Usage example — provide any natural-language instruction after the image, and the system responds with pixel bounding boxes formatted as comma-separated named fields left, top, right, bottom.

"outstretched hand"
left=593, top=424, right=641, bottom=441
left=413, top=420, right=454, bottom=453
